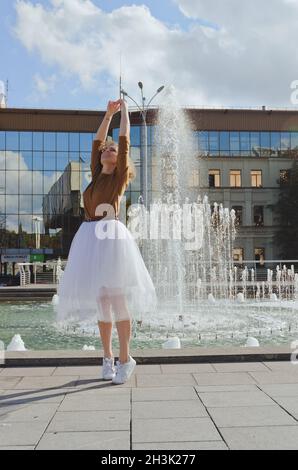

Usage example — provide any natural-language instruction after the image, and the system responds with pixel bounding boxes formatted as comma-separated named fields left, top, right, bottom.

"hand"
left=119, top=98, right=128, bottom=112
left=106, top=100, right=121, bottom=117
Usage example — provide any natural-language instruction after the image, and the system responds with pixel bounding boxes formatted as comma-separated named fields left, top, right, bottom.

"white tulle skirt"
left=54, top=219, right=158, bottom=323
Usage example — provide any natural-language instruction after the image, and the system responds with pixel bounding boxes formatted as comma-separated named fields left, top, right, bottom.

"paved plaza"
left=1, top=359, right=298, bottom=450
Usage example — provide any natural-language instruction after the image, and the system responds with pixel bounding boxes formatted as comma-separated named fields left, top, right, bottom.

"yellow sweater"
left=83, top=135, right=130, bottom=221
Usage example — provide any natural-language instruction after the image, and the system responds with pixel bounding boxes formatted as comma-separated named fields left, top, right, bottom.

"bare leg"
left=111, top=294, right=132, bottom=364
left=97, top=293, right=113, bottom=358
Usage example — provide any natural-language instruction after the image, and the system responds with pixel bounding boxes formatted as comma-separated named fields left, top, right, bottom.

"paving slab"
left=211, top=362, right=269, bottom=372
left=198, top=390, right=276, bottom=408
left=0, top=377, right=23, bottom=389
left=132, top=386, right=198, bottom=401
left=195, top=384, right=258, bottom=392
left=1, top=367, right=56, bottom=377
left=221, top=426, right=298, bottom=450
left=0, top=389, right=66, bottom=405
left=53, top=366, right=101, bottom=376
left=193, top=372, right=257, bottom=386
left=13, top=376, right=79, bottom=390
left=132, top=417, right=222, bottom=443
left=259, top=383, right=298, bottom=397
left=0, top=403, right=59, bottom=422
left=59, top=393, right=130, bottom=412
left=0, top=446, right=35, bottom=450
left=250, top=371, right=298, bottom=384
left=36, top=431, right=130, bottom=450
left=272, top=396, right=298, bottom=419
left=0, top=421, right=49, bottom=446
left=133, top=441, right=228, bottom=450
left=208, top=405, right=297, bottom=427
left=47, top=410, right=130, bottom=432
left=160, top=364, right=215, bottom=374
left=136, top=374, right=196, bottom=387
left=132, top=400, right=208, bottom=419
left=263, top=361, right=298, bottom=372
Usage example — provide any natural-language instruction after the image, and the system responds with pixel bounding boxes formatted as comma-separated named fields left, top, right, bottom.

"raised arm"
left=117, top=99, right=130, bottom=189
left=90, top=100, right=121, bottom=178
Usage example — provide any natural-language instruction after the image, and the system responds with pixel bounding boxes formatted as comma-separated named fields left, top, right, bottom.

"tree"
left=273, top=158, right=298, bottom=259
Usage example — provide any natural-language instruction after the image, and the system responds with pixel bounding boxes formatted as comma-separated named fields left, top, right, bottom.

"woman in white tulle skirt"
left=55, top=99, right=157, bottom=384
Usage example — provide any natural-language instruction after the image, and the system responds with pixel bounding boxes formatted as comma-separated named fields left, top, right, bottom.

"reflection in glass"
left=69, top=132, right=79, bottom=151
left=0, top=150, right=4, bottom=170
left=33, top=151, right=43, bottom=171
left=6, top=149, right=19, bottom=170
left=33, top=195, right=43, bottom=214
left=20, top=132, right=32, bottom=150
left=44, top=132, right=56, bottom=151
left=44, top=171, right=57, bottom=194
left=33, top=171, right=44, bottom=194
left=271, top=132, right=280, bottom=156
left=21, top=151, right=33, bottom=171
left=44, top=152, right=56, bottom=171
left=251, top=132, right=260, bottom=156
left=230, top=132, right=240, bottom=155
left=6, top=132, right=19, bottom=151
left=57, top=132, right=69, bottom=151
left=220, top=131, right=229, bottom=152
left=260, top=132, right=270, bottom=156
left=20, top=195, right=33, bottom=214
left=57, top=152, right=69, bottom=171
left=6, top=195, right=19, bottom=214
left=80, top=133, right=92, bottom=152
left=19, top=171, right=33, bottom=194
left=33, top=132, right=43, bottom=150
left=0, top=131, right=5, bottom=150
left=5, top=171, right=19, bottom=194
left=130, top=146, right=141, bottom=162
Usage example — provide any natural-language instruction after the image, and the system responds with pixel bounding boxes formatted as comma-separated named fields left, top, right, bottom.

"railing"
left=17, top=261, right=67, bottom=286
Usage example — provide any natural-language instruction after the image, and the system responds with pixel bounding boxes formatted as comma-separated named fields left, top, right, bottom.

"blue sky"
left=0, top=0, right=203, bottom=109
left=0, top=0, right=297, bottom=109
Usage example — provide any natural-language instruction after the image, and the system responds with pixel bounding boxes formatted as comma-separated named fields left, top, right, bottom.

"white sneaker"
left=112, top=355, right=136, bottom=385
left=102, top=357, right=116, bottom=380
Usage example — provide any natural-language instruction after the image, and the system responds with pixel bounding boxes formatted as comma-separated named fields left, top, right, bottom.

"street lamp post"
left=121, top=83, right=164, bottom=208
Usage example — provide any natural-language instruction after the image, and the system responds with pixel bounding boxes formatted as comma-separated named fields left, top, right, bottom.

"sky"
left=1, top=0, right=298, bottom=110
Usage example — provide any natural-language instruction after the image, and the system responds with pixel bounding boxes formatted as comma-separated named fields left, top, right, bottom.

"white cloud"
left=12, top=0, right=298, bottom=107
left=33, top=73, right=57, bottom=97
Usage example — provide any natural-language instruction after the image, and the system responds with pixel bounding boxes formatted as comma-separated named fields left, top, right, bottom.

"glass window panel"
left=57, top=132, right=69, bottom=151
left=6, top=149, right=19, bottom=170
left=130, top=126, right=140, bottom=146
left=0, top=150, right=5, bottom=170
left=260, top=132, right=270, bottom=156
left=291, top=132, right=298, bottom=149
left=19, top=171, right=32, bottom=194
left=20, top=151, right=33, bottom=171
left=33, top=195, right=43, bottom=213
left=230, top=132, right=239, bottom=154
left=198, top=131, right=208, bottom=154
left=112, top=128, right=119, bottom=141
left=44, top=171, right=57, bottom=193
left=70, top=152, right=80, bottom=162
left=209, top=131, right=219, bottom=151
left=251, top=132, right=260, bottom=156
left=69, top=132, right=79, bottom=151
left=19, top=195, right=32, bottom=214
left=80, top=133, right=92, bottom=152
left=6, top=195, right=19, bottom=213
left=44, top=132, right=56, bottom=151
left=0, top=195, right=4, bottom=212
left=230, top=170, right=241, bottom=187
left=6, top=171, right=19, bottom=194
left=19, top=214, right=34, bottom=234
left=57, top=152, right=69, bottom=171
left=6, top=132, right=19, bottom=151
left=44, top=152, right=56, bottom=171
left=33, top=152, right=43, bottom=171
left=130, top=146, right=140, bottom=162
left=33, top=132, right=43, bottom=150
left=20, top=132, right=32, bottom=150
left=0, top=131, right=5, bottom=150
left=0, top=171, right=4, bottom=192
left=271, top=132, right=280, bottom=156
left=131, top=165, right=141, bottom=191
left=33, top=171, right=43, bottom=194
left=219, top=131, right=229, bottom=150
left=281, top=132, right=290, bottom=149
left=240, top=132, right=250, bottom=151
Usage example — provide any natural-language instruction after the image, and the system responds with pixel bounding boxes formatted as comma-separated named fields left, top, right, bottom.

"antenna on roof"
left=0, top=79, right=7, bottom=108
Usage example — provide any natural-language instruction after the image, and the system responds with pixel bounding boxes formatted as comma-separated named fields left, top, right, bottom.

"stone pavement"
left=0, top=360, right=298, bottom=450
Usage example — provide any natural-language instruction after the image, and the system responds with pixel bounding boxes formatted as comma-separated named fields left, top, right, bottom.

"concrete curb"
left=2, top=346, right=293, bottom=367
